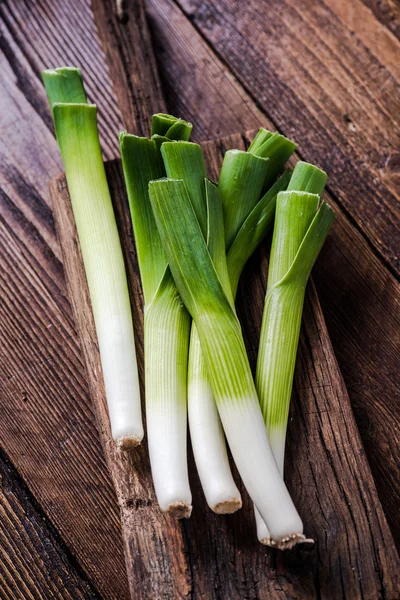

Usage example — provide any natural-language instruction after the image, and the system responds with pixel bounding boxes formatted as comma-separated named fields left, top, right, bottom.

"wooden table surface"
left=0, top=0, right=399, bottom=598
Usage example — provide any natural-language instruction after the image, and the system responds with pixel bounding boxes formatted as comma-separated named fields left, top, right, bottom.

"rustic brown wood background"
left=1, top=0, right=399, bottom=598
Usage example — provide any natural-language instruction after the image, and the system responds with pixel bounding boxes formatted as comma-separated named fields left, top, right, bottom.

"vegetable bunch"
left=44, top=67, right=334, bottom=549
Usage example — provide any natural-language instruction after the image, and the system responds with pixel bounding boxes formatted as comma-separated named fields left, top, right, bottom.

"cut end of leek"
left=117, top=435, right=142, bottom=451
left=167, top=501, right=193, bottom=520
left=259, top=533, right=314, bottom=551
left=151, top=112, right=193, bottom=140
left=288, top=161, right=327, bottom=197
left=247, top=128, right=273, bottom=154
left=213, top=497, right=242, bottom=514
left=42, top=67, right=87, bottom=109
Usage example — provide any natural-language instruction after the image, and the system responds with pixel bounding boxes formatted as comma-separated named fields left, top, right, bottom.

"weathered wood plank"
left=323, top=0, right=400, bottom=80
left=173, top=0, right=400, bottom=274
left=362, top=0, right=400, bottom=39
left=0, top=189, right=130, bottom=599
left=91, top=0, right=167, bottom=135
left=0, top=450, right=101, bottom=600
left=147, top=0, right=400, bottom=547
left=146, top=0, right=264, bottom=139
left=51, top=141, right=400, bottom=598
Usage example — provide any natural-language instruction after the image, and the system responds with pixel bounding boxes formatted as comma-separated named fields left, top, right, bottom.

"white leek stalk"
left=42, top=67, right=143, bottom=448
left=119, top=130, right=196, bottom=518
left=159, top=141, right=238, bottom=511
left=255, top=163, right=334, bottom=545
left=149, top=177, right=305, bottom=548
left=187, top=180, right=242, bottom=513
left=181, top=134, right=294, bottom=513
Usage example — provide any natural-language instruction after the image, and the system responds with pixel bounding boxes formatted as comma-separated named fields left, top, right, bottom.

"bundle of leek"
left=44, top=67, right=335, bottom=544
left=255, top=162, right=334, bottom=544
left=182, top=131, right=296, bottom=513
left=149, top=168, right=307, bottom=548
left=42, top=67, right=143, bottom=449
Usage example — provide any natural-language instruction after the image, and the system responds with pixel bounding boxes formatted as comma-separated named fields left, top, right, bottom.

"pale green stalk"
left=149, top=178, right=305, bottom=548
left=42, top=67, right=143, bottom=448
left=254, top=162, right=333, bottom=544
left=119, top=133, right=201, bottom=519
left=218, top=150, right=269, bottom=248
left=42, top=67, right=87, bottom=106
left=187, top=180, right=242, bottom=513
left=181, top=131, right=294, bottom=513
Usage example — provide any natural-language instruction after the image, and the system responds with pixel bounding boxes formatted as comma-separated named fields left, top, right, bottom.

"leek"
left=42, top=67, right=143, bottom=448
left=149, top=177, right=306, bottom=548
left=119, top=132, right=198, bottom=519
left=182, top=133, right=294, bottom=513
left=255, top=162, right=334, bottom=544
left=161, top=141, right=242, bottom=512
left=189, top=178, right=243, bottom=514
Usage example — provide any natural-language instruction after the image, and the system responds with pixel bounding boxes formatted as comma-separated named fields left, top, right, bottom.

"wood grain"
left=147, top=0, right=400, bottom=547
left=51, top=137, right=400, bottom=598
left=324, top=0, right=400, bottom=80
left=0, top=450, right=100, bottom=600
left=91, top=0, right=167, bottom=135
left=362, top=0, right=400, bottom=39
left=146, top=0, right=264, bottom=140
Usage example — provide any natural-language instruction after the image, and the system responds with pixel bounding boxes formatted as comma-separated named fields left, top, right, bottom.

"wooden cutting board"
left=49, top=132, right=399, bottom=599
